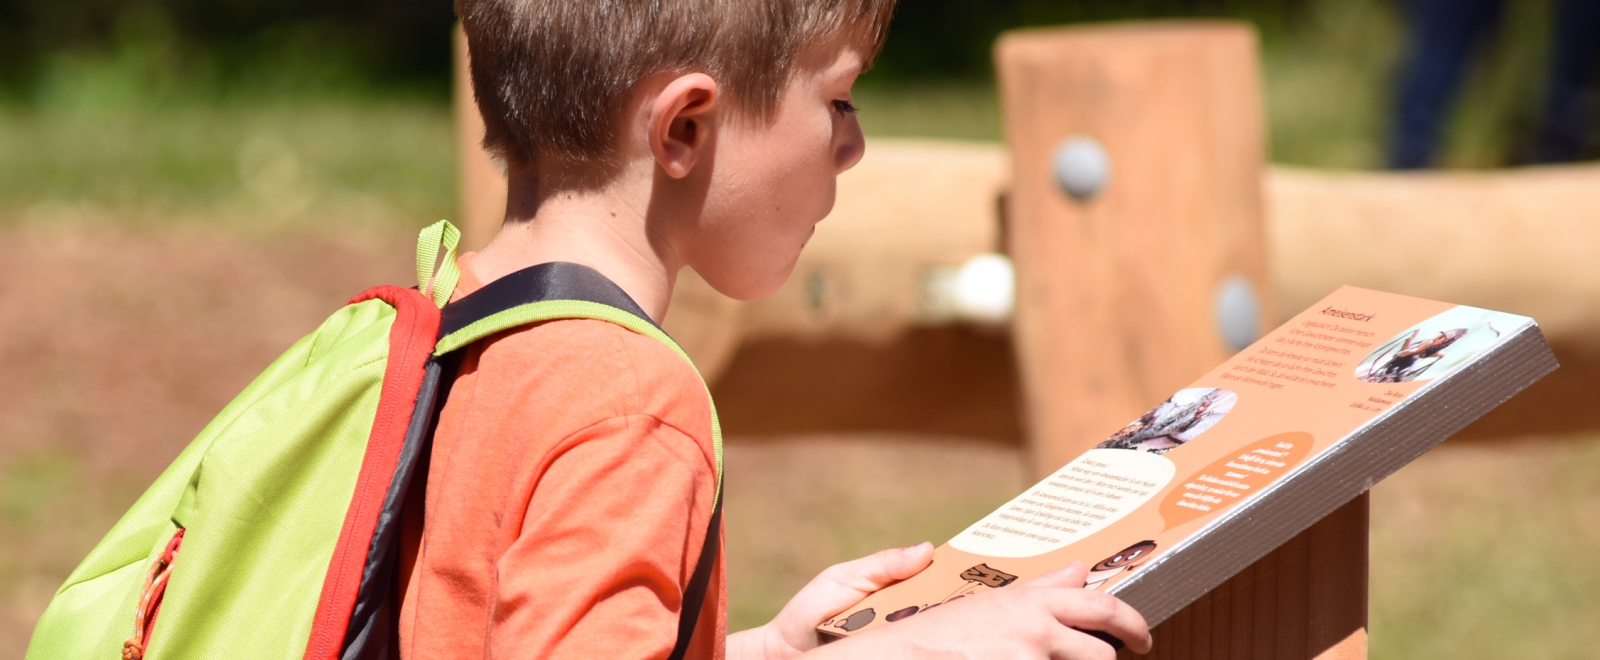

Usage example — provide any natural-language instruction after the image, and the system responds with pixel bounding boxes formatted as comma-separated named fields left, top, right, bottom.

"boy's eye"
left=832, top=99, right=859, bottom=115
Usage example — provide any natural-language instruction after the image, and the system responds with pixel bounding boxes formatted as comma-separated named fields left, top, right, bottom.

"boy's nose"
left=834, top=118, right=866, bottom=174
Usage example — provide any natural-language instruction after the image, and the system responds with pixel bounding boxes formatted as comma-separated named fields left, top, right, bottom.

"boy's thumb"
left=821, top=542, right=935, bottom=593
left=889, top=541, right=936, bottom=576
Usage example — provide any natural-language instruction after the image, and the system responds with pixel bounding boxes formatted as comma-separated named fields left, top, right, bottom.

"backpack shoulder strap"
left=438, top=261, right=658, bottom=339
left=437, top=261, right=724, bottom=660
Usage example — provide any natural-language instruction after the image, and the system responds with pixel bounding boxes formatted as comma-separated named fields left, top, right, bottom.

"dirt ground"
left=2, top=222, right=1598, bottom=658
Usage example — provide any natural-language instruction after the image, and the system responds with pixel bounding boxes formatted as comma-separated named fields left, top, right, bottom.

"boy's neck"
left=468, top=162, right=681, bottom=324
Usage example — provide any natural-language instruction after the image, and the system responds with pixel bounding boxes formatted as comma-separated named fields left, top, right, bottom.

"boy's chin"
left=694, top=263, right=796, bottom=303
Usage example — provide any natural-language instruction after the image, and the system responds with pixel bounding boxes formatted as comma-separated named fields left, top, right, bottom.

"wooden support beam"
left=1124, top=494, right=1369, bottom=660
left=1269, top=164, right=1600, bottom=439
left=1270, top=164, right=1600, bottom=335
left=996, top=22, right=1364, bottom=658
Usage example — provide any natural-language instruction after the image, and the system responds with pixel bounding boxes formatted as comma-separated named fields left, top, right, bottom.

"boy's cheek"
left=690, top=145, right=832, bottom=301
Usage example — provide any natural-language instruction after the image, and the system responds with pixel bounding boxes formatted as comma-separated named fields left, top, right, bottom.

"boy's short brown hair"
left=458, top=0, right=896, bottom=169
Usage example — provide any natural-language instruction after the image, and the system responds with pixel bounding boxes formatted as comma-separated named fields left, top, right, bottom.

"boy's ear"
left=649, top=73, right=719, bottom=179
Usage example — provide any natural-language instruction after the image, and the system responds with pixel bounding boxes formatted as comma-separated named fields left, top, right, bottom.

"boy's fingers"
left=1026, top=560, right=1089, bottom=589
left=1045, top=627, right=1122, bottom=660
left=1038, top=588, right=1153, bottom=655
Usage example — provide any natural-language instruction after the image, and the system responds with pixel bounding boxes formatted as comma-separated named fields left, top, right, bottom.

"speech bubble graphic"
left=950, top=449, right=1176, bottom=558
left=1159, top=432, right=1313, bottom=532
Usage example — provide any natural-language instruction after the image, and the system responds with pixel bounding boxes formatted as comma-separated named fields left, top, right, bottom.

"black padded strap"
left=438, top=261, right=659, bottom=341
left=672, top=499, right=722, bottom=660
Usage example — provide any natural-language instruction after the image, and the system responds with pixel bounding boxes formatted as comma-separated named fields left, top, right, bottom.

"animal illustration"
left=1357, top=327, right=1472, bottom=383
left=959, top=563, right=1019, bottom=589
left=932, top=563, right=1020, bottom=605
left=853, top=563, right=1020, bottom=628
left=1098, top=389, right=1234, bottom=454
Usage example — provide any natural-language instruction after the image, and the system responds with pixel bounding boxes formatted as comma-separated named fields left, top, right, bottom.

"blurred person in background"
left=1388, top=0, right=1600, bottom=168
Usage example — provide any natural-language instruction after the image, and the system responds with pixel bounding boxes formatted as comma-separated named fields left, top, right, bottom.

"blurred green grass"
left=0, top=102, right=455, bottom=228
left=0, top=0, right=1548, bottom=237
left=0, top=0, right=1554, bottom=236
left=1368, top=439, right=1600, bottom=659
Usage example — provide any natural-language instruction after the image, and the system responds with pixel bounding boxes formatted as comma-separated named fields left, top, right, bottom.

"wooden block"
left=1119, top=494, right=1368, bottom=660
left=1305, top=493, right=1369, bottom=657
left=995, top=21, right=1273, bottom=476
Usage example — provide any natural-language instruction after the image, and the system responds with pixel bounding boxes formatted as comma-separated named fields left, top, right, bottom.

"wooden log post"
left=1269, top=164, right=1600, bottom=439
left=995, top=22, right=1367, bottom=658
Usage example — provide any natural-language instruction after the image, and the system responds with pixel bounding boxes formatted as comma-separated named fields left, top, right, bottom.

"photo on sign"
left=1096, top=388, right=1239, bottom=455
left=1354, top=306, right=1526, bottom=384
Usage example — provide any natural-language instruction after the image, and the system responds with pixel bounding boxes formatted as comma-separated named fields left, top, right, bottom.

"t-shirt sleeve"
left=489, top=413, right=716, bottom=659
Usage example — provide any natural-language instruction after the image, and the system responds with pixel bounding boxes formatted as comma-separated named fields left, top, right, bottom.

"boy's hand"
left=727, top=542, right=937, bottom=660
left=797, top=560, right=1153, bottom=660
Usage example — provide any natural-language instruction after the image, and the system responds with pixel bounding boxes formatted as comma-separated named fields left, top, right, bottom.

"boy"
left=407, top=0, right=1154, bottom=657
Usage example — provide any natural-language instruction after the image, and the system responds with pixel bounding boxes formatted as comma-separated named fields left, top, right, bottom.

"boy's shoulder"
left=484, top=316, right=703, bottom=389
left=473, top=316, right=713, bottom=437
left=445, top=255, right=713, bottom=445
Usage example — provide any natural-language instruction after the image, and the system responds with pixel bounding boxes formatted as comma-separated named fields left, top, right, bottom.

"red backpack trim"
left=303, top=286, right=440, bottom=660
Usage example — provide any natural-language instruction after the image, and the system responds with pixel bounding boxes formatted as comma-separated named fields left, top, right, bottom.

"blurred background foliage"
left=0, top=0, right=455, bottom=103
left=0, top=0, right=1568, bottom=229
left=0, top=0, right=1560, bottom=158
left=0, top=0, right=1564, bottom=228
left=2, top=0, right=1307, bottom=102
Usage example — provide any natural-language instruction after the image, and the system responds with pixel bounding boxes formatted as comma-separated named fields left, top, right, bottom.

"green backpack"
left=27, top=221, right=723, bottom=660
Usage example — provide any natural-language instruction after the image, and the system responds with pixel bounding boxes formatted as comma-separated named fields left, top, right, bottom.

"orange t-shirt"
left=396, top=256, right=724, bottom=659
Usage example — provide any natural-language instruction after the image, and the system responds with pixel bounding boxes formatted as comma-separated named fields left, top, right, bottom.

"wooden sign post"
left=996, top=22, right=1366, bottom=659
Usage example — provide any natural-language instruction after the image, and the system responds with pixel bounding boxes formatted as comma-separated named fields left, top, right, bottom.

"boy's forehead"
left=797, top=41, right=867, bottom=84
left=798, top=29, right=872, bottom=75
